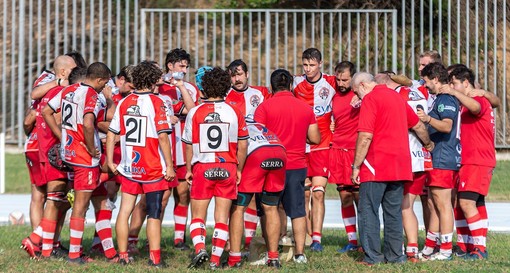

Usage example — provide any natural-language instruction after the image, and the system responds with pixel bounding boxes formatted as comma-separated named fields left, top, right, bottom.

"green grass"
left=0, top=225, right=509, bottom=272
left=5, top=152, right=510, bottom=201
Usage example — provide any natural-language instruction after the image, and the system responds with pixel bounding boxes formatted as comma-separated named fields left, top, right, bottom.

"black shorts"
left=280, top=168, right=307, bottom=219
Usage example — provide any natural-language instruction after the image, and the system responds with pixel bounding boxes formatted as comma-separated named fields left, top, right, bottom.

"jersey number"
left=124, top=116, right=147, bottom=147
left=62, top=101, right=78, bottom=131
left=199, top=123, right=229, bottom=153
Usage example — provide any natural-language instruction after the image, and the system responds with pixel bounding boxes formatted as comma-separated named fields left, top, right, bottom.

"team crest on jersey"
left=250, top=95, right=260, bottom=107
left=126, top=105, right=141, bottom=116
left=204, top=112, right=222, bottom=123
left=408, top=90, right=425, bottom=101
left=64, top=92, right=75, bottom=102
left=319, top=87, right=330, bottom=100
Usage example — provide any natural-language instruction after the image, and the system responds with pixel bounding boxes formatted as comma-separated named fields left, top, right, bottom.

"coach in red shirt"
left=350, top=72, right=433, bottom=265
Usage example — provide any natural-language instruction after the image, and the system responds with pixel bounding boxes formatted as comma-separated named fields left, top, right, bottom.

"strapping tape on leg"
left=311, top=186, right=325, bottom=193
left=47, top=191, right=69, bottom=203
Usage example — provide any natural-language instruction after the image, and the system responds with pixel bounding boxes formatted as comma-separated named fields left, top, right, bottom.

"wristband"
left=351, top=164, right=360, bottom=170
left=57, top=78, right=62, bottom=86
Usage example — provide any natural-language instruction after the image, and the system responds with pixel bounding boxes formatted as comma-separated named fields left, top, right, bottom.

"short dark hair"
left=122, top=65, right=136, bottom=83
left=446, top=63, right=467, bottom=73
left=68, top=67, right=87, bottom=84
left=66, top=50, right=87, bottom=68
left=227, top=59, right=248, bottom=75
left=201, top=67, right=230, bottom=98
left=270, top=69, right=293, bottom=92
left=449, top=66, right=475, bottom=87
left=132, top=61, right=163, bottom=90
left=302, top=48, right=322, bottom=62
left=86, top=62, right=112, bottom=80
left=164, top=48, right=191, bottom=72
left=334, top=61, right=356, bottom=76
left=421, top=62, right=449, bottom=84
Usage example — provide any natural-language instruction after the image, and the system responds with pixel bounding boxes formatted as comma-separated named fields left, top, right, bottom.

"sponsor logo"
left=313, top=104, right=332, bottom=116
left=250, top=95, right=260, bottom=107
left=319, top=87, right=330, bottom=100
left=438, top=104, right=444, bottom=112
left=204, top=112, right=222, bottom=123
left=123, top=166, right=146, bottom=175
left=204, top=167, right=230, bottom=180
left=132, top=151, right=141, bottom=164
left=127, top=105, right=141, bottom=116
left=65, top=135, right=74, bottom=146
left=260, top=158, right=284, bottom=170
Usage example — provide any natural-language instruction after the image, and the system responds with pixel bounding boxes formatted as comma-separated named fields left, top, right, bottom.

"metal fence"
left=1, top=1, right=509, bottom=147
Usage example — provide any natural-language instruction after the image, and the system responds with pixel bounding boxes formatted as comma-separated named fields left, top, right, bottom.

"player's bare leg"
left=420, top=193, right=430, bottom=231
left=228, top=200, right=247, bottom=266
left=29, top=184, right=46, bottom=229
left=402, top=193, right=419, bottom=261
left=116, top=192, right=138, bottom=260
left=428, top=187, right=454, bottom=260
left=38, top=180, right=67, bottom=258
left=278, top=204, right=287, bottom=238
left=159, top=189, right=172, bottom=219
left=127, top=194, right=147, bottom=250
left=291, top=216, right=307, bottom=256
left=304, top=178, right=312, bottom=238
left=420, top=191, right=440, bottom=259
left=310, top=176, right=327, bottom=251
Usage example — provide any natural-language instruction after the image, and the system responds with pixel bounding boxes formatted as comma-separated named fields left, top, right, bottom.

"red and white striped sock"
left=190, top=218, right=206, bottom=254
left=341, top=204, right=358, bottom=246
left=210, top=222, right=229, bottom=266
left=227, top=251, right=242, bottom=267
left=69, top=217, right=85, bottom=259
left=243, top=208, right=258, bottom=249
left=406, top=242, right=419, bottom=257
left=28, top=223, right=44, bottom=245
left=312, top=232, right=322, bottom=244
left=454, top=206, right=470, bottom=252
left=440, top=233, right=453, bottom=256
left=96, top=209, right=116, bottom=258
left=467, top=211, right=487, bottom=252
left=41, top=218, right=57, bottom=257
left=173, top=205, right=188, bottom=245
left=422, top=230, right=439, bottom=255
left=149, top=249, right=161, bottom=264
left=478, top=205, right=488, bottom=251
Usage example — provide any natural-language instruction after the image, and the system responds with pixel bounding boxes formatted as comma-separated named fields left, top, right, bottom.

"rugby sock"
left=243, top=208, right=258, bottom=249
left=128, top=235, right=139, bottom=245
left=190, top=218, right=206, bottom=254
left=227, top=251, right=242, bottom=267
left=312, top=232, right=322, bottom=244
left=41, top=219, right=57, bottom=257
left=210, top=222, right=229, bottom=266
left=422, top=231, right=439, bottom=255
left=341, top=204, right=358, bottom=246
left=29, top=223, right=44, bottom=245
left=454, top=206, right=470, bottom=252
left=149, top=249, right=161, bottom=265
left=440, top=233, right=453, bottom=256
left=173, top=205, right=188, bottom=245
left=466, top=213, right=486, bottom=252
left=119, top=251, right=129, bottom=261
left=268, top=250, right=279, bottom=260
left=478, top=204, right=488, bottom=251
left=69, top=217, right=85, bottom=259
left=96, top=209, right=116, bottom=258
left=406, top=243, right=419, bottom=258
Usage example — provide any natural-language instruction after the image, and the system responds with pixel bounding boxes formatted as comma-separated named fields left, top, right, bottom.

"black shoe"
left=67, top=255, right=93, bottom=265
left=267, top=259, right=282, bottom=268
left=51, top=245, right=68, bottom=259
left=148, top=259, right=168, bottom=268
left=221, top=261, right=242, bottom=269
left=174, top=241, right=191, bottom=251
left=188, top=249, right=209, bottom=269
left=453, top=245, right=467, bottom=257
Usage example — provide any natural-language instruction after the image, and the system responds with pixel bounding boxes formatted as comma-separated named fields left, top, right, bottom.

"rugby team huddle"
left=20, top=46, right=497, bottom=268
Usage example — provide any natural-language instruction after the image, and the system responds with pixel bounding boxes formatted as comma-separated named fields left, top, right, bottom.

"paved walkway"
left=1, top=194, right=509, bottom=232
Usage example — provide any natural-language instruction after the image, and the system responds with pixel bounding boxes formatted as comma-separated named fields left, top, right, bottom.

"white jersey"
left=246, top=120, right=284, bottom=155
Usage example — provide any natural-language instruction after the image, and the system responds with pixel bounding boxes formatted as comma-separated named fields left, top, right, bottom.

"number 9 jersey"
left=109, top=92, right=173, bottom=183
left=182, top=100, right=249, bottom=165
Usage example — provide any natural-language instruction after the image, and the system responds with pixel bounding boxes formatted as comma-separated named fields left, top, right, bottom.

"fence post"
left=0, top=132, right=5, bottom=194
left=265, top=11, right=271, bottom=87
left=392, top=9, right=398, bottom=75
left=140, top=9, right=146, bottom=61
left=17, top=0, right=25, bottom=148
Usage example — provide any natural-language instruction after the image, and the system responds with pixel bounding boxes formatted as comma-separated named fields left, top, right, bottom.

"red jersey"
left=357, top=85, right=418, bottom=182
left=24, top=101, right=40, bottom=153
left=460, top=96, right=496, bottom=167
left=225, top=86, right=270, bottom=119
left=109, top=92, right=173, bottom=183
left=33, top=70, right=55, bottom=89
left=182, top=100, right=248, bottom=165
left=254, top=91, right=317, bottom=170
left=293, top=73, right=336, bottom=151
left=246, top=120, right=284, bottom=155
left=48, top=83, right=106, bottom=168
left=331, top=90, right=360, bottom=149
left=36, top=85, right=64, bottom=162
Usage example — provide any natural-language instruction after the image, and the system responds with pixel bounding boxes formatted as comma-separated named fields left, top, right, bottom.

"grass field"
left=5, top=153, right=510, bottom=201
left=0, top=225, right=508, bottom=273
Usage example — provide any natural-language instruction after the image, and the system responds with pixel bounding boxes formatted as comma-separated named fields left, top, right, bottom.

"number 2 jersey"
left=182, top=100, right=249, bottom=165
left=109, top=92, right=173, bottom=183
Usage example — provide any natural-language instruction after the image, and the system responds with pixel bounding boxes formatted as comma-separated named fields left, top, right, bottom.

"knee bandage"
left=311, top=186, right=325, bottom=193
left=233, top=192, right=253, bottom=207
left=146, top=191, right=164, bottom=219
left=260, top=191, right=281, bottom=206
left=47, top=191, right=69, bottom=202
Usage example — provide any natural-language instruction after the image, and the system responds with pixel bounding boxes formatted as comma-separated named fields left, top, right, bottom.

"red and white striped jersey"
left=48, top=83, right=106, bottom=168
left=293, top=73, right=336, bottom=151
left=24, top=101, right=40, bottom=153
left=36, top=85, right=64, bottom=162
left=225, top=86, right=270, bottom=119
left=33, top=70, right=56, bottom=89
left=246, top=120, right=284, bottom=156
left=109, top=92, right=173, bottom=183
left=158, top=82, right=200, bottom=166
left=182, top=100, right=249, bottom=165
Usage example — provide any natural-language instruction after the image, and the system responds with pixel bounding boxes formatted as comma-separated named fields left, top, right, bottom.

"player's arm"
left=42, top=104, right=61, bottom=141
left=23, top=108, right=37, bottom=136
left=158, top=132, right=176, bottom=181
left=439, top=86, right=481, bottom=115
left=411, top=121, right=434, bottom=151
left=83, top=113, right=98, bottom=157
left=470, top=89, right=500, bottom=108
left=306, top=123, right=321, bottom=145
left=237, top=139, right=248, bottom=172
left=31, top=79, right=67, bottom=100
left=105, top=130, right=118, bottom=175
left=185, top=143, right=193, bottom=183
left=352, top=131, right=372, bottom=169
left=175, top=80, right=196, bottom=113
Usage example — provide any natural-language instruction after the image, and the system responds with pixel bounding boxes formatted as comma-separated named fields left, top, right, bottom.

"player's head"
left=374, top=71, right=393, bottom=85
left=65, top=50, right=87, bottom=68
left=195, top=66, right=213, bottom=91
left=418, top=50, right=442, bottom=75
left=227, top=59, right=249, bottom=91
left=446, top=63, right=468, bottom=75
left=118, top=65, right=136, bottom=94
left=165, top=48, right=191, bottom=73
left=302, top=48, right=323, bottom=81
left=53, top=55, right=77, bottom=80
left=449, top=66, right=475, bottom=95
left=132, top=61, right=164, bottom=92
left=334, top=61, right=356, bottom=93
left=201, top=67, right=231, bottom=99
left=270, top=69, right=293, bottom=93
left=86, top=62, right=112, bottom=92
left=68, top=67, right=87, bottom=84
left=421, top=62, right=449, bottom=94
left=351, top=72, right=376, bottom=99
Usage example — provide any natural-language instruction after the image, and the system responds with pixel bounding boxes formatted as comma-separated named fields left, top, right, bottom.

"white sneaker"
left=426, top=252, right=452, bottom=261
left=293, top=254, right=307, bottom=264
left=249, top=253, right=268, bottom=266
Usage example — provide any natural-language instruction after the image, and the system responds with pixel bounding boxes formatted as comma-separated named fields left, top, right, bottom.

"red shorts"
left=404, top=172, right=428, bottom=195
left=176, top=165, right=187, bottom=181
left=458, top=164, right=493, bottom=196
left=41, top=162, right=68, bottom=183
left=190, top=162, right=237, bottom=200
left=92, top=182, right=108, bottom=197
left=26, top=152, right=45, bottom=187
left=306, top=149, right=330, bottom=177
left=238, top=146, right=286, bottom=193
left=168, top=175, right=179, bottom=188
left=119, top=175, right=169, bottom=195
left=328, top=148, right=355, bottom=185
left=73, top=166, right=100, bottom=191
left=426, top=169, right=458, bottom=189
left=100, top=145, right=122, bottom=183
